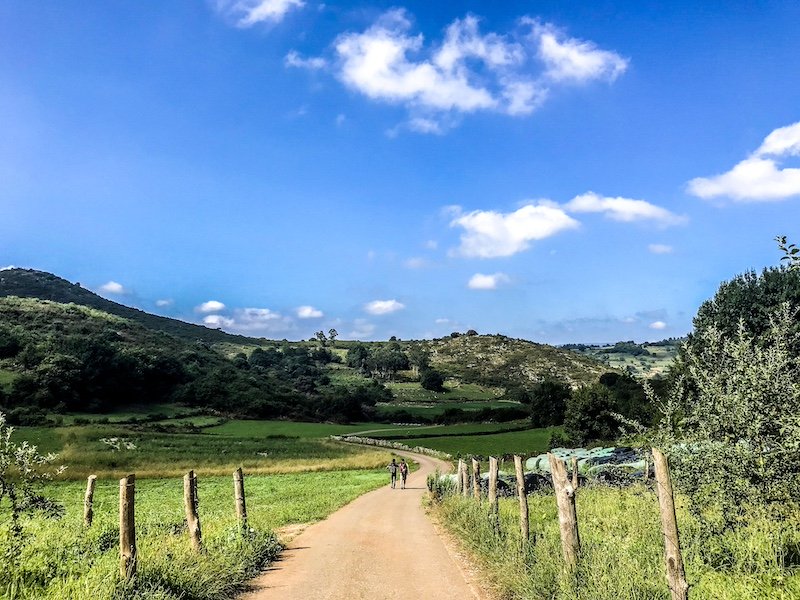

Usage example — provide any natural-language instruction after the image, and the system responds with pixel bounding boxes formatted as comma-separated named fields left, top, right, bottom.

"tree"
left=314, top=330, right=327, bottom=347
left=328, top=328, right=338, bottom=346
left=346, top=343, right=370, bottom=371
left=528, top=379, right=571, bottom=427
left=564, top=384, right=617, bottom=445
left=407, top=344, right=431, bottom=375
left=419, top=368, right=445, bottom=392
left=654, top=303, right=800, bottom=518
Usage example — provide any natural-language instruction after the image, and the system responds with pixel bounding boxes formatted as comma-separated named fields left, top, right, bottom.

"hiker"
left=399, top=459, right=409, bottom=489
left=388, top=458, right=398, bottom=488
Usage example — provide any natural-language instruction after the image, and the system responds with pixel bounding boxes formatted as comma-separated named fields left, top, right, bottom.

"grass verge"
left=430, top=485, right=800, bottom=599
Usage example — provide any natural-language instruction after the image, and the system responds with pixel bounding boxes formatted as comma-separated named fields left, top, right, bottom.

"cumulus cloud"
left=350, top=318, right=376, bottom=339
left=99, top=281, right=127, bottom=295
left=155, top=299, right=174, bottom=307
left=205, top=308, right=294, bottom=335
left=364, top=299, right=405, bottom=315
left=565, top=192, right=685, bottom=225
left=296, top=305, right=324, bottom=319
left=450, top=203, right=579, bottom=258
left=196, top=300, right=226, bottom=314
left=324, top=10, right=625, bottom=133
left=688, top=121, right=800, bottom=201
left=214, top=0, right=305, bottom=27
left=648, top=244, right=673, bottom=254
left=285, top=50, right=327, bottom=70
left=649, top=320, right=667, bottom=330
left=529, top=20, right=628, bottom=83
left=468, top=272, right=510, bottom=290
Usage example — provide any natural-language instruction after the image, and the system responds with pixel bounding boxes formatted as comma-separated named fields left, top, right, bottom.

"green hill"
left=0, top=269, right=617, bottom=426
left=0, top=268, right=255, bottom=345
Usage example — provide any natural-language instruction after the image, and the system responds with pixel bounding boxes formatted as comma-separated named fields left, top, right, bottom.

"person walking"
left=387, top=458, right=398, bottom=489
left=399, top=459, right=409, bottom=489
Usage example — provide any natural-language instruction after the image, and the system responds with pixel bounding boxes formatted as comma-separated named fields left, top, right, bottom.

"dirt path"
left=242, top=450, right=484, bottom=600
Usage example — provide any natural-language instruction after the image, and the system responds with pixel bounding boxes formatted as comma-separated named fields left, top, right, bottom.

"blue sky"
left=2, top=1, right=799, bottom=343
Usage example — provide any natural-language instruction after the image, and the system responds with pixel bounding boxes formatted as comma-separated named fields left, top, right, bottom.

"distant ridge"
left=0, top=268, right=259, bottom=345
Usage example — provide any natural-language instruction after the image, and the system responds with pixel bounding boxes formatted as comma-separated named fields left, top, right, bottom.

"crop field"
left=396, top=426, right=560, bottom=457
left=1, top=470, right=389, bottom=599
left=11, top=423, right=394, bottom=480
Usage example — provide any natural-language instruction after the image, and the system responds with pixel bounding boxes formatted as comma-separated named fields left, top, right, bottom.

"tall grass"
left=1, top=470, right=388, bottom=599
left=431, top=485, right=800, bottom=599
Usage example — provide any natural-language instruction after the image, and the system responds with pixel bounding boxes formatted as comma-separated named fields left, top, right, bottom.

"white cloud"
left=649, top=320, right=667, bottom=330
left=688, top=121, right=800, bottom=202
left=155, top=299, right=174, bottom=307
left=565, top=192, right=685, bottom=226
left=99, top=281, right=126, bottom=295
left=468, top=272, right=510, bottom=290
left=364, top=299, right=405, bottom=315
left=0, top=265, right=17, bottom=271
left=335, top=113, right=346, bottom=126
left=205, top=307, right=293, bottom=335
left=450, top=202, right=579, bottom=258
left=203, top=314, right=235, bottom=328
left=530, top=20, right=628, bottom=83
left=328, top=10, right=625, bottom=133
left=285, top=50, right=327, bottom=70
left=435, top=317, right=450, bottom=324
left=424, top=240, right=438, bottom=250
left=648, top=243, right=673, bottom=254
left=196, top=300, right=226, bottom=314
left=296, top=305, right=324, bottom=319
left=403, top=257, right=429, bottom=269
left=349, top=318, right=375, bottom=339
left=214, top=0, right=305, bottom=27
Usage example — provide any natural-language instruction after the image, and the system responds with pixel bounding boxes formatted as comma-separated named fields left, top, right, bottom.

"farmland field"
left=0, top=470, right=389, bottom=599
left=395, top=426, right=560, bottom=456
left=11, top=422, right=395, bottom=480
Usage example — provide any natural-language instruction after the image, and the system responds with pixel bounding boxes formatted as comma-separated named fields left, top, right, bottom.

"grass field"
left=433, top=486, right=800, bottom=599
left=396, top=426, right=560, bottom=457
left=384, top=381, right=503, bottom=402
left=204, top=419, right=402, bottom=438
left=0, top=368, right=18, bottom=391
left=11, top=423, right=395, bottom=480
left=1, top=470, right=389, bottom=599
left=364, top=422, right=526, bottom=439
left=375, top=400, right=520, bottom=418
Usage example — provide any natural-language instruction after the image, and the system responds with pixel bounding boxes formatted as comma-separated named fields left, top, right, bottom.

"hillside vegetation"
left=0, top=269, right=622, bottom=429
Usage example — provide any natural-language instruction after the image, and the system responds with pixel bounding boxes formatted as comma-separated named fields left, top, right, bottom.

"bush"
left=419, top=368, right=445, bottom=392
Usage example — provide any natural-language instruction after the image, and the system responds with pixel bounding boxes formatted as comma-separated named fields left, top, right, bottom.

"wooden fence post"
left=472, top=458, right=481, bottom=500
left=652, top=448, right=689, bottom=600
left=488, top=456, right=499, bottom=529
left=455, top=459, right=463, bottom=494
left=84, top=474, right=97, bottom=527
left=571, top=457, right=579, bottom=491
left=184, top=470, right=203, bottom=552
left=514, top=455, right=529, bottom=542
left=119, top=474, right=136, bottom=580
left=461, top=460, right=470, bottom=498
left=233, top=467, right=248, bottom=531
left=548, top=454, right=580, bottom=568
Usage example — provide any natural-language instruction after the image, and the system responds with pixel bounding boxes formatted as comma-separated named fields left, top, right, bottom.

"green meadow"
left=1, top=470, right=389, bottom=599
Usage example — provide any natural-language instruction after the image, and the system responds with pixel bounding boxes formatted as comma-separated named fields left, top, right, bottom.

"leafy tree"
left=528, top=379, right=571, bottom=427
left=564, top=384, right=617, bottom=445
left=314, top=330, right=327, bottom=347
left=345, top=343, right=370, bottom=370
left=0, top=327, right=20, bottom=358
left=419, top=368, right=445, bottom=392
left=327, top=328, right=338, bottom=346
left=654, top=303, right=800, bottom=519
left=407, top=344, right=431, bottom=373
